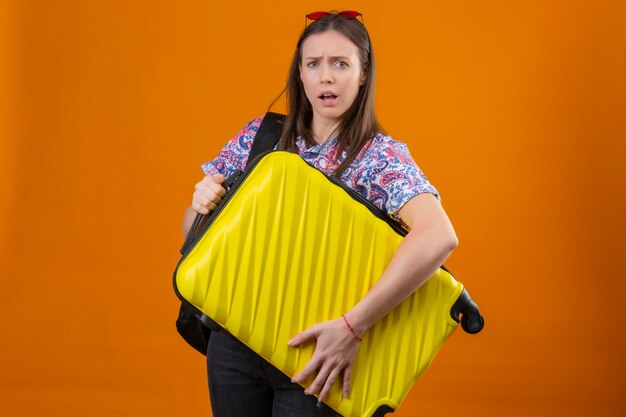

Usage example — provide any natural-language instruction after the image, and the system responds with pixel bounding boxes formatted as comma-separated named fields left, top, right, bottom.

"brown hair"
left=274, top=14, right=383, bottom=177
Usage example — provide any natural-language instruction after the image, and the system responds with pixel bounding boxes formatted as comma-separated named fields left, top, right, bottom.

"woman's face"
left=299, top=30, right=366, bottom=128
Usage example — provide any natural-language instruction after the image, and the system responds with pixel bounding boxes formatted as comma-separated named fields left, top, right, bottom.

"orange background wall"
left=1, top=1, right=625, bottom=416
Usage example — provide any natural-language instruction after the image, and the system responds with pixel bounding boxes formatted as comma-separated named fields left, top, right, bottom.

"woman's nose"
left=320, top=63, right=333, bottom=84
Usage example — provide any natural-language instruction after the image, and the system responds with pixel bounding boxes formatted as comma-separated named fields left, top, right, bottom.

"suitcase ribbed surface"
left=175, top=151, right=463, bottom=417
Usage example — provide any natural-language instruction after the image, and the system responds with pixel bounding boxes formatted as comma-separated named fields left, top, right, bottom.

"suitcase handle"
left=450, top=288, right=485, bottom=334
left=180, top=170, right=243, bottom=255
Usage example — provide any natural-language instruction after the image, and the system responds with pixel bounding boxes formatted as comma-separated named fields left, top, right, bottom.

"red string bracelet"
left=342, top=315, right=362, bottom=342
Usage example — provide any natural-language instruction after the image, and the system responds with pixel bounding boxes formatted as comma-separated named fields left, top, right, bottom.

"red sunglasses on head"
left=305, top=10, right=364, bottom=27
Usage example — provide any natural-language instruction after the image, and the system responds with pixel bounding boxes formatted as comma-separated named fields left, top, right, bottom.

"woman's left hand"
left=288, top=318, right=361, bottom=402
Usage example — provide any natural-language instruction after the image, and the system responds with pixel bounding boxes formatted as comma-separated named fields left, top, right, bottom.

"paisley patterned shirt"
left=201, top=115, right=439, bottom=223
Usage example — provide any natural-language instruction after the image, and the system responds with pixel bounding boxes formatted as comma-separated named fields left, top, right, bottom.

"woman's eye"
left=335, top=61, right=348, bottom=68
left=307, top=61, right=318, bottom=68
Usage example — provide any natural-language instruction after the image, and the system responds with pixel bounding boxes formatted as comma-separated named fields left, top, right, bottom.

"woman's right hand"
left=191, top=173, right=226, bottom=215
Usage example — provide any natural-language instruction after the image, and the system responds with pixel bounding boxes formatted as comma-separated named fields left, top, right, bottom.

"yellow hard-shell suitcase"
left=174, top=151, right=483, bottom=417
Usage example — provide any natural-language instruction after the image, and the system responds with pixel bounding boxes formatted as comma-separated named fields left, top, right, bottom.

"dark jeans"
left=207, top=331, right=341, bottom=417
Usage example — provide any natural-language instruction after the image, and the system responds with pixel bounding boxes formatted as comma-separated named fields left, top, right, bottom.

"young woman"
left=182, top=11, right=458, bottom=417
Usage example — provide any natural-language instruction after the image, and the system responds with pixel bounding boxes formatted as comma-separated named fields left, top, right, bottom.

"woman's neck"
left=311, top=116, right=341, bottom=144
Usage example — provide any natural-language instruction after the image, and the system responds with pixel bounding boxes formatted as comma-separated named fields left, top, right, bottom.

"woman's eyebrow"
left=303, top=55, right=352, bottom=61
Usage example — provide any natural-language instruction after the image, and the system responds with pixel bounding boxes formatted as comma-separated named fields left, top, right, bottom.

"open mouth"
left=319, top=93, right=338, bottom=101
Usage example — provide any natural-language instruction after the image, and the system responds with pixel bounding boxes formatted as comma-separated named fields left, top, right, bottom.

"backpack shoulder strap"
left=246, top=112, right=286, bottom=168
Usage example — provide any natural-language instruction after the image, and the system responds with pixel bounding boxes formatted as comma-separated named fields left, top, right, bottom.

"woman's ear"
left=360, top=69, right=367, bottom=86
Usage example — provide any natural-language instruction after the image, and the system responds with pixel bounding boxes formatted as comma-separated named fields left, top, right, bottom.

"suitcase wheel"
left=450, top=288, right=485, bottom=334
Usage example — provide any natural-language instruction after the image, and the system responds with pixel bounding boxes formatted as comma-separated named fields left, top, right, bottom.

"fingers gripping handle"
left=180, top=170, right=243, bottom=255
left=221, top=169, right=244, bottom=189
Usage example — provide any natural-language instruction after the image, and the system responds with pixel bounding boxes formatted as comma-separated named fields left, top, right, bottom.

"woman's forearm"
left=345, top=203, right=458, bottom=337
left=181, top=205, right=197, bottom=237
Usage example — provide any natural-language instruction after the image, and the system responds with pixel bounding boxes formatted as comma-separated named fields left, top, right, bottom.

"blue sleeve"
left=200, top=115, right=264, bottom=177
left=365, top=138, right=440, bottom=221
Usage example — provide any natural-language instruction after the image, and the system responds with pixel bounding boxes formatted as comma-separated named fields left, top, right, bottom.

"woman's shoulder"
left=228, top=115, right=266, bottom=150
left=363, top=132, right=414, bottom=163
left=199, top=115, right=266, bottom=176
left=240, top=115, right=266, bottom=136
